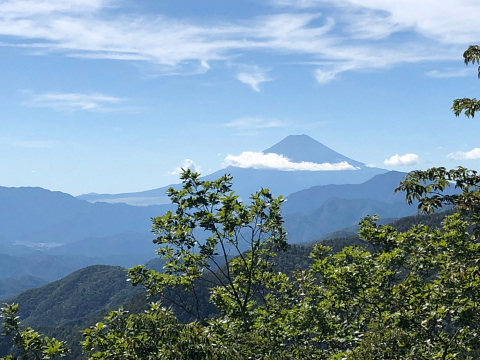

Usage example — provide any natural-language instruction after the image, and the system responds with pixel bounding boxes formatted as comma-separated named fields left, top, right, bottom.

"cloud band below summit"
left=223, top=151, right=359, bottom=171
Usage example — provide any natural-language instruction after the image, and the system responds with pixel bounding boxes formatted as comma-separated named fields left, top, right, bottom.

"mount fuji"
left=78, top=135, right=387, bottom=205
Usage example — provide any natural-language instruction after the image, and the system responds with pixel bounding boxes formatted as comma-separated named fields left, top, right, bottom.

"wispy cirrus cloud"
left=271, top=0, right=480, bottom=44
left=22, top=91, right=124, bottom=112
left=236, top=65, right=272, bottom=92
left=447, top=148, right=480, bottom=160
left=225, top=117, right=285, bottom=130
left=270, top=0, right=480, bottom=81
left=0, top=0, right=478, bottom=83
left=314, top=62, right=360, bottom=83
left=223, top=151, right=359, bottom=171
left=384, top=153, right=419, bottom=166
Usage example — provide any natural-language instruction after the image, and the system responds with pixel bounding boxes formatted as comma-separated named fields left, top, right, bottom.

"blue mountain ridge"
left=0, top=186, right=172, bottom=245
left=0, top=135, right=414, bottom=299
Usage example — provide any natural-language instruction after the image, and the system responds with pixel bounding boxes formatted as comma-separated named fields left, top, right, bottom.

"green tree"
left=395, top=167, right=480, bottom=233
left=0, top=303, right=70, bottom=360
left=308, top=213, right=480, bottom=359
left=82, top=303, right=231, bottom=360
left=452, top=45, right=480, bottom=117
left=83, top=170, right=299, bottom=359
left=128, top=170, right=288, bottom=326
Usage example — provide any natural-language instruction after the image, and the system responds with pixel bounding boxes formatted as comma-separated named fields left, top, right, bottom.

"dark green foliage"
left=388, top=208, right=455, bottom=232
left=10, top=266, right=140, bottom=330
left=272, top=244, right=315, bottom=274
left=309, top=213, right=480, bottom=359
left=396, top=167, right=480, bottom=235
left=1, top=303, right=70, bottom=359
left=1, top=266, right=143, bottom=359
left=452, top=45, right=480, bottom=117
left=82, top=304, right=233, bottom=360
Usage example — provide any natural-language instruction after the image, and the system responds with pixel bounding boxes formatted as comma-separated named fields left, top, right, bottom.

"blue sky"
left=1, top=0, right=480, bottom=195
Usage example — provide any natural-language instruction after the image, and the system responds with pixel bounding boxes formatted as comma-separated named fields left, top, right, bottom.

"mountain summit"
left=78, top=135, right=386, bottom=205
left=204, top=134, right=384, bottom=199
left=264, top=134, right=364, bottom=167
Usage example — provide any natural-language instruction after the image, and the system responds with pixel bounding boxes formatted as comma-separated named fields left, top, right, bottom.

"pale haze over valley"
left=1, top=0, right=480, bottom=195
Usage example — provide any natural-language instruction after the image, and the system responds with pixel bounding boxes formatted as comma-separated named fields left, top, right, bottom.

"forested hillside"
left=0, top=265, right=143, bottom=359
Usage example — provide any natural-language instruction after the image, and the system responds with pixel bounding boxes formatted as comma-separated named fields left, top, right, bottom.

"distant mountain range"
left=0, top=134, right=419, bottom=299
left=0, top=186, right=171, bottom=246
left=282, top=171, right=415, bottom=242
left=283, top=170, right=408, bottom=215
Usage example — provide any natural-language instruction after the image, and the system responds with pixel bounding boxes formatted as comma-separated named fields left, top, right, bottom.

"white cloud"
left=169, top=159, right=201, bottom=175
left=426, top=68, right=473, bottom=78
left=23, top=91, right=124, bottom=112
left=225, top=117, right=284, bottom=130
left=0, top=0, right=475, bottom=82
left=223, top=151, right=359, bottom=171
left=272, top=0, right=480, bottom=44
left=447, top=148, right=480, bottom=160
left=0, top=0, right=476, bottom=92
left=235, top=65, right=272, bottom=92
left=314, top=68, right=339, bottom=84
left=384, top=153, right=419, bottom=166
left=343, top=10, right=405, bottom=40
left=314, top=62, right=359, bottom=83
